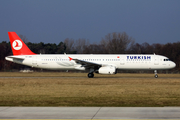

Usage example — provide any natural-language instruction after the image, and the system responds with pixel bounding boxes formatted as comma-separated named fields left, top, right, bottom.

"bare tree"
left=141, top=42, right=153, bottom=54
left=129, top=43, right=142, bottom=54
left=82, top=44, right=105, bottom=54
left=64, top=38, right=75, bottom=53
left=74, top=38, right=89, bottom=54
left=152, top=43, right=163, bottom=54
left=19, top=34, right=29, bottom=43
left=100, top=32, right=134, bottom=54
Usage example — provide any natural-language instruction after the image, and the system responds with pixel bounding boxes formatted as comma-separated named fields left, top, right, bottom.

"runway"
left=0, top=107, right=180, bottom=119
left=0, top=76, right=179, bottom=79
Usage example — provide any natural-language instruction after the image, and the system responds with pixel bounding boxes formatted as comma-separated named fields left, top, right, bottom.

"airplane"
left=5, top=32, right=176, bottom=78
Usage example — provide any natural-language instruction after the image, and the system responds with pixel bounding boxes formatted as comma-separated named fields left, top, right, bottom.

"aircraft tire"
left=154, top=74, right=158, bottom=78
left=88, top=73, right=94, bottom=78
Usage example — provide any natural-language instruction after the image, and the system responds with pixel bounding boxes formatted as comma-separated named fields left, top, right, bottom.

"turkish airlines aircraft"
left=5, top=32, right=176, bottom=78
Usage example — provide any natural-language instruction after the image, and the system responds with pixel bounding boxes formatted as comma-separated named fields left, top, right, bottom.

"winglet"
left=8, top=32, right=36, bottom=55
left=68, top=57, right=73, bottom=61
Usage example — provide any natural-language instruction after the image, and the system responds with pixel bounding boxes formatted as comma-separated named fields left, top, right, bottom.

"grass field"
left=0, top=72, right=180, bottom=106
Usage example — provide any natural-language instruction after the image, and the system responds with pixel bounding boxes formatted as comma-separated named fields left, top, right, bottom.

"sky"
left=0, top=0, right=180, bottom=45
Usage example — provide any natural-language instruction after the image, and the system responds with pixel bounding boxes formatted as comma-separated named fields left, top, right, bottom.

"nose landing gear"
left=154, top=70, right=158, bottom=78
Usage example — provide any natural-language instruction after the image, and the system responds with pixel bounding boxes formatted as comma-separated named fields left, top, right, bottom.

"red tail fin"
left=8, top=32, right=36, bottom=55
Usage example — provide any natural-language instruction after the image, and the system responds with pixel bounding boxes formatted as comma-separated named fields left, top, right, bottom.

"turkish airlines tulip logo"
left=12, top=40, right=23, bottom=50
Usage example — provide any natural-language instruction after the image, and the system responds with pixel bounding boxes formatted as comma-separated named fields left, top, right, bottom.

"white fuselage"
left=5, top=54, right=176, bottom=70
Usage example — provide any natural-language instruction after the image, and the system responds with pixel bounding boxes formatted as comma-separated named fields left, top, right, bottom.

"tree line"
left=0, top=32, right=180, bottom=72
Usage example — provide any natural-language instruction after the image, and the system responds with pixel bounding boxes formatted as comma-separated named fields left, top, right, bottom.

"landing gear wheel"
left=154, top=74, right=158, bottom=78
left=154, top=70, right=158, bottom=78
left=88, top=73, right=94, bottom=78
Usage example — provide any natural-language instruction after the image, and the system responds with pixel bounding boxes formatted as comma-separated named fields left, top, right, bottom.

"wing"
left=73, top=58, right=102, bottom=69
left=69, top=57, right=102, bottom=69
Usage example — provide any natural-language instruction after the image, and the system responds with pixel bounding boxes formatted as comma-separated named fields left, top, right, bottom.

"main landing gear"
left=88, top=72, right=94, bottom=78
left=88, top=70, right=159, bottom=78
left=154, top=70, right=158, bottom=78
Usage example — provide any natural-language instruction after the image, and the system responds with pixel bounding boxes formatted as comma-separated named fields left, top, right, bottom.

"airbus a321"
left=5, top=32, right=176, bottom=78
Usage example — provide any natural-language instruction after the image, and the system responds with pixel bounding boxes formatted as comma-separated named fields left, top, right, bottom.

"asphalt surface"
left=0, top=76, right=179, bottom=79
left=0, top=107, right=180, bottom=119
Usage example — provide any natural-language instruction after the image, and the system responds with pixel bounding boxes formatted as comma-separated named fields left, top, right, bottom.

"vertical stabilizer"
left=8, top=32, right=36, bottom=55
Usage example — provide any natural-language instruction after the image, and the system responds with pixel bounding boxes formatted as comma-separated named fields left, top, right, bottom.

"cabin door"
left=32, top=56, right=37, bottom=66
left=154, top=56, right=159, bottom=65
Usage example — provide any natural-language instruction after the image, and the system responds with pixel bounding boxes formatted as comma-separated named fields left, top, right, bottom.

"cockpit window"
left=164, top=59, right=171, bottom=61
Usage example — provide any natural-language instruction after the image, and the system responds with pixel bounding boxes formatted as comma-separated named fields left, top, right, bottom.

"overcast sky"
left=0, top=0, right=180, bottom=44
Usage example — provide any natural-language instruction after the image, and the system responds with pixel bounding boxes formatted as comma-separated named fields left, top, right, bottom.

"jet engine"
left=75, top=66, right=85, bottom=70
left=96, top=66, right=117, bottom=74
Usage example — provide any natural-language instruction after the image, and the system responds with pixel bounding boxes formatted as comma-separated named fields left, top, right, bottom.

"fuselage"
left=5, top=54, right=176, bottom=70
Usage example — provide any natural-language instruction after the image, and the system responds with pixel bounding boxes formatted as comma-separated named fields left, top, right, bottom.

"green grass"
left=0, top=72, right=180, bottom=106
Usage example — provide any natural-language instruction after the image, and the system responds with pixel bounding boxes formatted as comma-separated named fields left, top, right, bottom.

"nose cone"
left=171, top=62, right=176, bottom=68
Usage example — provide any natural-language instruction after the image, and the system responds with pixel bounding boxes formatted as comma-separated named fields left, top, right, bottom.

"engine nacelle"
left=96, top=66, right=117, bottom=74
left=74, top=66, right=85, bottom=70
